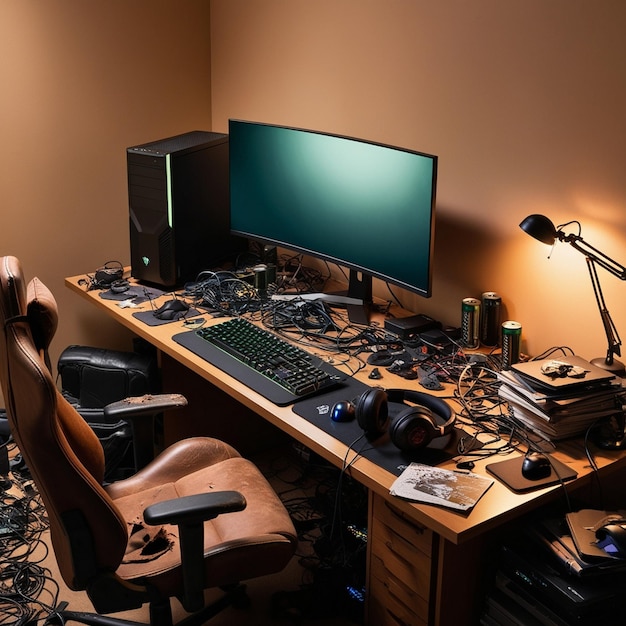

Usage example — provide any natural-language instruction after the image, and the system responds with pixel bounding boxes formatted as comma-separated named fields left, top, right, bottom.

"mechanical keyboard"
left=172, top=317, right=345, bottom=406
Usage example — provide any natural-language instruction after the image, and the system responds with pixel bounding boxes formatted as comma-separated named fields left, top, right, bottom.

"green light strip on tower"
left=166, top=153, right=173, bottom=228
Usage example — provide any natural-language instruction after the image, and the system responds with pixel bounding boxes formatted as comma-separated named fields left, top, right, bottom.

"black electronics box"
left=493, top=542, right=626, bottom=625
left=128, top=131, right=247, bottom=288
left=384, top=314, right=440, bottom=339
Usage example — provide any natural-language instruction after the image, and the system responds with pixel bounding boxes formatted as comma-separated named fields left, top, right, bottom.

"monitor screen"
left=229, top=119, right=437, bottom=320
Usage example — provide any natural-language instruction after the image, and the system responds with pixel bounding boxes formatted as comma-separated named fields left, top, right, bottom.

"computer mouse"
left=153, top=299, right=190, bottom=320
left=595, top=522, right=626, bottom=557
left=331, top=400, right=356, bottom=423
left=521, top=451, right=552, bottom=480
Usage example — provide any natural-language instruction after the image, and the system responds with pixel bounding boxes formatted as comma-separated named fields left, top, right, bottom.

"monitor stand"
left=270, top=269, right=374, bottom=325
left=331, top=269, right=373, bottom=326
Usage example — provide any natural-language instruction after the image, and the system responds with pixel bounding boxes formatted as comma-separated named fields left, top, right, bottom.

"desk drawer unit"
left=368, top=494, right=434, bottom=626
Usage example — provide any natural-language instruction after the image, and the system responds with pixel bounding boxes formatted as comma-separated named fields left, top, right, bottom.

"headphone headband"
left=385, top=389, right=456, bottom=435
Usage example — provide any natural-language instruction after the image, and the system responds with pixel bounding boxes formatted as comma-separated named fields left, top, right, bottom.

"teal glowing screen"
left=229, top=120, right=437, bottom=297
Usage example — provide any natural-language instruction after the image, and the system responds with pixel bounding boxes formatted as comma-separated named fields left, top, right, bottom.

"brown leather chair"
left=0, top=256, right=297, bottom=626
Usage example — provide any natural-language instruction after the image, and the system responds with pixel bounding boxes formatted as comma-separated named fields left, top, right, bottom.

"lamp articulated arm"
left=585, top=257, right=622, bottom=366
left=557, top=229, right=625, bottom=368
left=558, top=231, right=626, bottom=281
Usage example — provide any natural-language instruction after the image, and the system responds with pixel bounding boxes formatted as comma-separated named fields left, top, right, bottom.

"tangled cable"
left=0, top=459, right=60, bottom=626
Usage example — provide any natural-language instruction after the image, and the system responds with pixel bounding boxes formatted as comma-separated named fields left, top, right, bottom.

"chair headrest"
left=26, top=277, right=58, bottom=353
left=0, top=256, right=27, bottom=322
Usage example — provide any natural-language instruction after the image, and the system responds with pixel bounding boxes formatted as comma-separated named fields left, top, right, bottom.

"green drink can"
left=501, top=321, right=522, bottom=369
left=462, top=298, right=481, bottom=349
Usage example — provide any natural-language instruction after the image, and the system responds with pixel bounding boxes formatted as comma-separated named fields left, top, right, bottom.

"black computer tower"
left=127, top=130, right=245, bottom=288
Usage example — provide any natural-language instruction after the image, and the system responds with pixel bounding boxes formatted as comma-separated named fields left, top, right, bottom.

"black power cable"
left=0, top=459, right=61, bottom=626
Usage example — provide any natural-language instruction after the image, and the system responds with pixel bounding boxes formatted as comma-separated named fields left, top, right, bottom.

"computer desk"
left=65, top=273, right=626, bottom=626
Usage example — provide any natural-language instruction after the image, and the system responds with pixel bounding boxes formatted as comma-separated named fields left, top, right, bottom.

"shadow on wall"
left=408, top=208, right=518, bottom=328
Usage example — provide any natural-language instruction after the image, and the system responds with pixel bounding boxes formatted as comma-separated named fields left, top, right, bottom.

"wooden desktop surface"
left=65, top=273, right=626, bottom=547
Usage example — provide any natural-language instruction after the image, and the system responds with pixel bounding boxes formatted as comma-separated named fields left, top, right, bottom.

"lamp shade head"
left=519, top=214, right=558, bottom=245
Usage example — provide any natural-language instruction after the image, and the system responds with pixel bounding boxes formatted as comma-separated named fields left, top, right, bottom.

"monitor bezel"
left=228, top=119, right=438, bottom=304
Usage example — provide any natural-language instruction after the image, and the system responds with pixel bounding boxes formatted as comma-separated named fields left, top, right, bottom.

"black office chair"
left=0, top=255, right=298, bottom=625
left=57, top=344, right=162, bottom=478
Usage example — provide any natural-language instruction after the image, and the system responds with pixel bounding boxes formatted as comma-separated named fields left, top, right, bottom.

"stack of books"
left=498, top=355, right=624, bottom=441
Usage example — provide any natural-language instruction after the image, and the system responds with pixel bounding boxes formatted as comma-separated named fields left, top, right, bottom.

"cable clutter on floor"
left=0, top=440, right=58, bottom=626
left=261, top=448, right=368, bottom=624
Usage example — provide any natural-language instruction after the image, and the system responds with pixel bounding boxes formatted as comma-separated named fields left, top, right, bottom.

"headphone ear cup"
left=390, top=405, right=438, bottom=452
left=355, top=388, right=389, bottom=437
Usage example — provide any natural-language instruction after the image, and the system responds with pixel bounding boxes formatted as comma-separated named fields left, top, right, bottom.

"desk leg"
left=433, top=534, right=490, bottom=625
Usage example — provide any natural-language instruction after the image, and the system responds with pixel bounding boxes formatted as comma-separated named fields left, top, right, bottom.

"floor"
left=2, top=443, right=367, bottom=626
left=40, top=541, right=359, bottom=625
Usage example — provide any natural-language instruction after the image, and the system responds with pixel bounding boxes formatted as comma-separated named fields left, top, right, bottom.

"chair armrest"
left=143, top=491, right=247, bottom=526
left=143, top=491, right=247, bottom=613
left=103, top=393, right=187, bottom=420
left=103, top=394, right=188, bottom=470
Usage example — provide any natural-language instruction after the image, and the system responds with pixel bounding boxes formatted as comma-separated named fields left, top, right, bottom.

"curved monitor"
left=229, top=119, right=437, bottom=320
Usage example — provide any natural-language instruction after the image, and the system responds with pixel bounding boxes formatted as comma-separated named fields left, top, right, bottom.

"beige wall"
left=210, top=0, right=626, bottom=362
left=1, top=0, right=213, bottom=382
left=2, top=0, right=626, bottom=392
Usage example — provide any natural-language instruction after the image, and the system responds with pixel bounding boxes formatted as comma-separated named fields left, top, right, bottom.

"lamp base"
left=593, top=433, right=626, bottom=450
left=591, top=415, right=626, bottom=450
left=590, top=356, right=626, bottom=377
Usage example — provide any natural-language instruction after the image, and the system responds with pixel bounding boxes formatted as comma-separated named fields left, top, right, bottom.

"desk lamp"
left=519, top=213, right=626, bottom=376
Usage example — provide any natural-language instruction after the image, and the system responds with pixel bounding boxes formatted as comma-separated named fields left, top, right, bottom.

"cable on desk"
left=451, top=361, right=583, bottom=513
left=455, top=363, right=508, bottom=424
left=276, top=253, right=330, bottom=294
left=181, top=256, right=500, bottom=386
left=261, top=298, right=338, bottom=334
left=180, top=261, right=606, bottom=511
left=257, top=301, right=396, bottom=377
left=182, top=270, right=262, bottom=316
left=582, top=417, right=612, bottom=511
left=529, top=345, right=577, bottom=361
left=451, top=362, right=547, bottom=465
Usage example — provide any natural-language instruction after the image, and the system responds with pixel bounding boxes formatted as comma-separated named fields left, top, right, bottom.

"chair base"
left=46, top=585, right=249, bottom=626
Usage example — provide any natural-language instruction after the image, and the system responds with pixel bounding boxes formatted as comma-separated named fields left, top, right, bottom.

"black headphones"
left=342, top=388, right=456, bottom=452
left=95, top=261, right=123, bottom=284
left=81, top=261, right=125, bottom=291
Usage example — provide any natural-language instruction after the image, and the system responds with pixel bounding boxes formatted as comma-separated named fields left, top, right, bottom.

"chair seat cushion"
left=112, top=451, right=297, bottom=591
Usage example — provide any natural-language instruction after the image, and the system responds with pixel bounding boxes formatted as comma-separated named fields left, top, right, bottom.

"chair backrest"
left=0, top=256, right=129, bottom=589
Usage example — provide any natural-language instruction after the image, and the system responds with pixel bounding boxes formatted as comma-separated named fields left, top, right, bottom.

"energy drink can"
left=501, top=321, right=522, bottom=369
left=253, top=264, right=268, bottom=291
left=461, top=298, right=481, bottom=349
left=481, top=292, right=501, bottom=346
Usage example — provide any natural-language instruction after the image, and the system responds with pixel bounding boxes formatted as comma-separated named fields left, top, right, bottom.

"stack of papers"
left=390, top=462, right=494, bottom=511
left=498, top=356, right=624, bottom=441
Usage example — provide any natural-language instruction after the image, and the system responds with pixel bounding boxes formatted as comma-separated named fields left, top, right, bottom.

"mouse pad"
left=133, top=308, right=203, bottom=326
left=486, top=454, right=577, bottom=493
left=99, top=285, right=165, bottom=302
left=292, top=384, right=462, bottom=476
